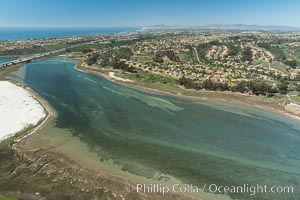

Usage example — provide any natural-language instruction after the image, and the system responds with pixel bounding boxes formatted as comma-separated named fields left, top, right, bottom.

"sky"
left=0, top=0, right=300, bottom=27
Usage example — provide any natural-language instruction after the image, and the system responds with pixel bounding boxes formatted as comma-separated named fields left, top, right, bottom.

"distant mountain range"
left=143, top=24, right=300, bottom=31
left=203, top=24, right=300, bottom=31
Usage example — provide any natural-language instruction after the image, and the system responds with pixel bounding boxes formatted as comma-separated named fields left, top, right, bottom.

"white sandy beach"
left=108, top=72, right=133, bottom=82
left=0, top=81, right=46, bottom=142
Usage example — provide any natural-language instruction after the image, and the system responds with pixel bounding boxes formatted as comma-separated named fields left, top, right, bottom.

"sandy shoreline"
left=0, top=81, right=46, bottom=142
left=12, top=87, right=56, bottom=150
left=108, top=71, right=134, bottom=82
left=75, top=64, right=300, bottom=123
left=0, top=80, right=54, bottom=144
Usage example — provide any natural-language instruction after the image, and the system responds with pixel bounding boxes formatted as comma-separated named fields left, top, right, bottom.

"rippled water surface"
left=12, top=57, right=300, bottom=199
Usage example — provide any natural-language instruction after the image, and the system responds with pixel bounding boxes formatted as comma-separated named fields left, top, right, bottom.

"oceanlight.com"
left=135, top=183, right=294, bottom=196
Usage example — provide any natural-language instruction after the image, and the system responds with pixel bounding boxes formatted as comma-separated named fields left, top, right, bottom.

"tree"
left=242, top=47, right=253, bottom=62
left=277, top=81, right=289, bottom=94
left=178, top=77, right=195, bottom=89
left=233, top=81, right=248, bottom=93
left=86, top=53, right=100, bottom=65
left=227, top=44, right=239, bottom=56
left=284, top=59, right=298, bottom=68
left=112, top=61, right=137, bottom=73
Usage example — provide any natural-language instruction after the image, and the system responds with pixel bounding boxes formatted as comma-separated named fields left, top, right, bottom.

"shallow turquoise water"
left=11, top=57, right=300, bottom=199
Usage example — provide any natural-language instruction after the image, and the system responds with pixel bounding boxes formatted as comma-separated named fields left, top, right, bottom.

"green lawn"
left=0, top=192, right=17, bottom=200
left=290, top=95, right=300, bottom=103
left=253, top=60, right=269, bottom=68
left=0, top=196, right=16, bottom=200
left=115, top=70, right=183, bottom=93
left=253, top=60, right=289, bottom=74
left=178, top=51, right=194, bottom=63
left=271, top=61, right=289, bottom=73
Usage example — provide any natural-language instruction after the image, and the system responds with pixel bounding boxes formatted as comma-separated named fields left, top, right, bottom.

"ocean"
left=0, top=27, right=138, bottom=41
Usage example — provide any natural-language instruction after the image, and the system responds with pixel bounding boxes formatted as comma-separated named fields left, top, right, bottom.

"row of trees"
left=179, top=78, right=229, bottom=91
left=178, top=77, right=289, bottom=96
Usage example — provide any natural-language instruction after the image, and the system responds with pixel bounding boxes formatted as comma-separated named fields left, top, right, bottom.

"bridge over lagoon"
left=0, top=48, right=66, bottom=68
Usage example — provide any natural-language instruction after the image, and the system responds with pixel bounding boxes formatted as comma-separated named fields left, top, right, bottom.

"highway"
left=0, top=48, right=66, bottom=68
left=0, top=39, right=96, bottom=68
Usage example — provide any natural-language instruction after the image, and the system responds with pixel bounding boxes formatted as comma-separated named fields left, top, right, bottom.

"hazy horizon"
left=1, top=0, right=300, bottom=28
left=0, top=23, right=299, bottom=29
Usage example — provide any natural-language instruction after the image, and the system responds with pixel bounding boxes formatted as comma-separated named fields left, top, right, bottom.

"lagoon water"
left=11, top=57, right=300, bottom=199
left=0, top=57, right=17, bottom=63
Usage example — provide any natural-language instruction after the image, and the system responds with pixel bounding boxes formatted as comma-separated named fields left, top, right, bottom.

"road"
left=0, top=40, right=97, bottom=68
left=0, top=48, right=66, bottom=68
left=193, top=47, right=201, bottom=63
